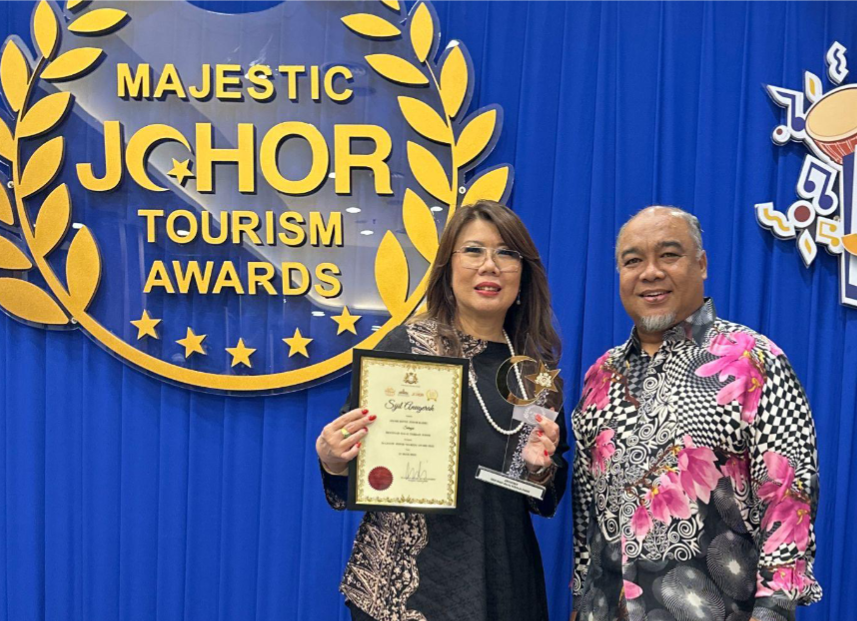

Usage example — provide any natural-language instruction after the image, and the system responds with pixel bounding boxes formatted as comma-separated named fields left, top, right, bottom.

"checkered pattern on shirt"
left=626, top=335, right=748, bottom=453
left=751, top=356, right=817, bottom=472
left=570, top=432, right=594, bottom=594
left=571, top=315, right=821, bottom=607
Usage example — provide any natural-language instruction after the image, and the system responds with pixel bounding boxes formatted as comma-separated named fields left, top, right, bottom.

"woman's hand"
left=316, top=407, right=376, bottom=475
left=522, top=411, right=560, bottom=474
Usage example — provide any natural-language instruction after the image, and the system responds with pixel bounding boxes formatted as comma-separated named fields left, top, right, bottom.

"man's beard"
left=638, top=312, right=677, bottom=333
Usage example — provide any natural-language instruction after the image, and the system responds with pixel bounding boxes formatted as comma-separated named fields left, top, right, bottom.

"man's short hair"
left=615, top=205, right=704, bottom=268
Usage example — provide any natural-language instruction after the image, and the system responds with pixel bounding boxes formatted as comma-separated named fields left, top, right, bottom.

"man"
left=570, top=207, right=821, bottom=621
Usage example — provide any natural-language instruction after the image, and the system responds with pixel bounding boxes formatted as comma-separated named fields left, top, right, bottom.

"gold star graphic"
left=524, top=362, right=561, bottom=394
left=176, top=327, right=207, bottom=358
left=331, top=305, right=361, bottom=335
left=131, top=310, right=161, bottom=340
left=226, top=338, right=255, bottom=368
left=283, top=327, right=312, bottom=358
left=167, top=158, right=194, bottom=185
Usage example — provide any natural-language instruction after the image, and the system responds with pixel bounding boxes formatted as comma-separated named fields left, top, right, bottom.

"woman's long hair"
left=417, top=200, right=561, bottom=367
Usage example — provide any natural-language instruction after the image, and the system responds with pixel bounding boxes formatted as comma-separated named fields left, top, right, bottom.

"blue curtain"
left=2, top=2, right=855, bottom=620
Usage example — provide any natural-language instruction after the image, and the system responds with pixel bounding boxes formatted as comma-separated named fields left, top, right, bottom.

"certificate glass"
left=347, top=349, right=468, bottom=513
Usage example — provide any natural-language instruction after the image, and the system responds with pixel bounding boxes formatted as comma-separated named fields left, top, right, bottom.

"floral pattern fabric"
left=572, top=300, right=821, bottom=621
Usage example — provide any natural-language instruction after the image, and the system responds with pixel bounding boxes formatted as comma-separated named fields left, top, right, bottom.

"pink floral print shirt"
left=572, top=300, right=821, bottom=621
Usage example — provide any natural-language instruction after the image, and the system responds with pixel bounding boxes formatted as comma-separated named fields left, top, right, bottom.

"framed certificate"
left=347, top=349, right=469, bottom=514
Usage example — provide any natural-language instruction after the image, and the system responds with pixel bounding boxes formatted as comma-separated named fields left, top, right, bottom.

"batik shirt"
left=572, top=300, right=821, bottom=621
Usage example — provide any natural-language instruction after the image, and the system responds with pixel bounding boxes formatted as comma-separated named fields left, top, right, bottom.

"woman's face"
left=450, top=219, right=522, bottom=327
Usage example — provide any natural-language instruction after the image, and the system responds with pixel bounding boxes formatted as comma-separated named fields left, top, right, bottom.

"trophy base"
left=475, top=466, right=546, bottom=500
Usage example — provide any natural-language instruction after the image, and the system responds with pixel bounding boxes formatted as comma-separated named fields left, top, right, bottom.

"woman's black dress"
left=323, top=324, right=568, bottom=621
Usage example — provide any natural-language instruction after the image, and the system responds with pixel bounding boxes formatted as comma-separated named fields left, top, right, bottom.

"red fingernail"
left=544, top=450, right=549, bottom=456
left=363, top=427, right=368, bottom=433
left=537, top=430, right=543, bottom=437
left=368, top=415, right=377, bottom=421
left=362, top=409, right=368, bottom=414
left=357, top=442, right=361, bottom=448
left=535, top=414, right=542, bottom=422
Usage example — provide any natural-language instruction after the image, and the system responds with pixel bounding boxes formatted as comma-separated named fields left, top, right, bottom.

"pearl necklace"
left=469, top=330, right=528, bottom=436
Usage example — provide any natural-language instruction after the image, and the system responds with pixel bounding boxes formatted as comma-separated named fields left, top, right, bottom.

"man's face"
left=616, top=209, right=707, bottom=335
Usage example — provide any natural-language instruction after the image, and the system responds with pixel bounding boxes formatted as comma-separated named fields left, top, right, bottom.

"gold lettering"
left=188, top=64, right=211, bottom=99
left=126, top=124, right=192, bottom=192
left=195, top=122, right=256, bottom=193
left=334, top=125, right=393, bottom=195
left=278, top=65, right=305, bottom=101
left=201, top=210, right=228, bottom=244
left=282, top=262, right=310, bottom=295
left=260, top=122, right=328, bottom=195
left=153, top=63, right=188, bottom=99
left=278, top=212, right=306, bottom=246
left=212, top=261, right=245, bottom=294
left=143, top=260, right=175, bottom=294
left=117, top=63, right=150, bottom=98
left=77, top=120, right=124, bottom=192
left=231, top=210, right=262, bottom=245
left=137, top=209, right=164, bottom=243
left=248, top=262, right=277, bottom=295
left=309, top=211, right=342, bottom=247
left=166, top=209, right=198, bottom=244
left=265, top=211, right=275, bottom=245
left=247, top=65, right=274, bottom=102
left=215, top=64, right=243, bottom=100
left=324, top=66, right=354, bottom=102
left=310, top=65, right=321, bottom=101
left=314, top=262, right=342, bottom=298
left=173, top=261, right=214, bottom=294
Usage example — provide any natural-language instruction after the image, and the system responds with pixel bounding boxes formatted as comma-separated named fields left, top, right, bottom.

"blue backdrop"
left=1, top=2, right=855, bottom=620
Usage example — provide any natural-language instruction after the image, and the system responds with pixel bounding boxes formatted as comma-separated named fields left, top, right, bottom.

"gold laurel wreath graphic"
left=0, top=0, right=126, bottom=325
left=0, top=0, right=512, bottom=392
left=342, top=0, right=513, bottom=320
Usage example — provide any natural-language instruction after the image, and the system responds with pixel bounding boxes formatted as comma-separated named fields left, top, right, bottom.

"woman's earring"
left=516, top=292, right=521, bottom=305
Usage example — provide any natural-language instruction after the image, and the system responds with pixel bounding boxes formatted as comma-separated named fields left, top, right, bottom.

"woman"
left=316, top=200, right=568, bottom=621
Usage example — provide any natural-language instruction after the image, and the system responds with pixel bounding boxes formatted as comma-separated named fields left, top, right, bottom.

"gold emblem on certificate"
left=347, top=349, right=468, bottom=513
left=475, top=348, right=564, bottom=500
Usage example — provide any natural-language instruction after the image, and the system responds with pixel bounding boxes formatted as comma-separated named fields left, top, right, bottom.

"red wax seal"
left=368, top=466, right=393, bottom=491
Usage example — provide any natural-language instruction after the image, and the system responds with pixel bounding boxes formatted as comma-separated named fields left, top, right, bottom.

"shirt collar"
left=621, top=298, right=717, bottom=359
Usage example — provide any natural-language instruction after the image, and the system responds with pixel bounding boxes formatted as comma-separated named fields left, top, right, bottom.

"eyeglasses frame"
left=451, top=245, right=524, bottom=273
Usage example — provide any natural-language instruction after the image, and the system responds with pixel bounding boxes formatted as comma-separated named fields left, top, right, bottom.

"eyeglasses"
left=452, top=246, right=523, bottom=272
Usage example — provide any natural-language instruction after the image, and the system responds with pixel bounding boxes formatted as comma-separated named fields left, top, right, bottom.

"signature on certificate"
left=403, top=461, right=430, bottom=482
